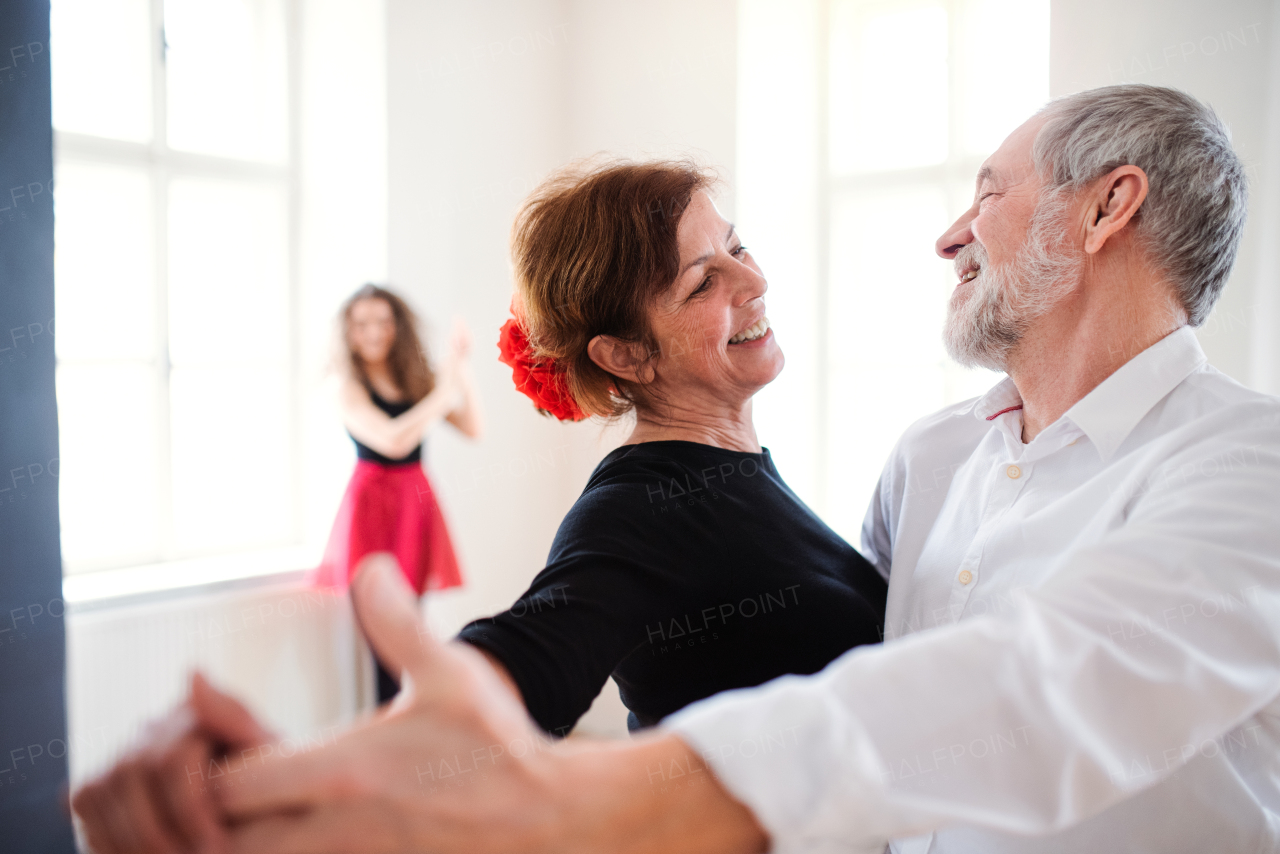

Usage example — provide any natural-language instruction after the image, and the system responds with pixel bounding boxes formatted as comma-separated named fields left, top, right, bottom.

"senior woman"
left=456, top=160, right=887, bottom=736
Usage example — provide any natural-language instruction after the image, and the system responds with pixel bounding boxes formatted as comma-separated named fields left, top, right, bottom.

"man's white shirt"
left=666, top=327, right=1280, bottom=853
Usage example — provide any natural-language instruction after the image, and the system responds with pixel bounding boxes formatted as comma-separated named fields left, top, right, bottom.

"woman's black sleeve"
left=455, top=486, right=663, bottom=735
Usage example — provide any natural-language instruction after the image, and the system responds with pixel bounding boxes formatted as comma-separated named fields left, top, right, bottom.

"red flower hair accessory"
left=497, top=317, right=588, bottom=422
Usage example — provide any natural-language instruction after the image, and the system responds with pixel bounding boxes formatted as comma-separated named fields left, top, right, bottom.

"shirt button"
left=1006, top=465, right=1022, bottom=479
left=958, top=570, right=973, bottom=585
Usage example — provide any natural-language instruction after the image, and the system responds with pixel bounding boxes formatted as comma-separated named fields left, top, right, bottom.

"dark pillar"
left=0, top=0, right=74, bottom=849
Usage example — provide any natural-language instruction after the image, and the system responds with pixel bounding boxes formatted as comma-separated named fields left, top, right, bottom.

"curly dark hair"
left=339, top=284, right=435, bottom=403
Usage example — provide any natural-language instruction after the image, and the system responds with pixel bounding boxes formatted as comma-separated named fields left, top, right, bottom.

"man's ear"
left=1083, top=165, right=1149, bottom=255
left=587, top=335, right=655, bottom=384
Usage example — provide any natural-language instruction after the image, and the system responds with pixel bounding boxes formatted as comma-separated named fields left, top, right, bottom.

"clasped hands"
left=72, top=555, right=574, bottom=854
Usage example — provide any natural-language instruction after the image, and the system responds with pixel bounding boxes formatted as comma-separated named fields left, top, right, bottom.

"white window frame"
left=816, top=0, right=999, bottom=510
left=54, top=0, right=305, bottom=576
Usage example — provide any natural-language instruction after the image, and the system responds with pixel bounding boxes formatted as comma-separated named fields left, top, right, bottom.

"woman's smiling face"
left=348, top=297, right=396, bottom=365
left=641, top=191, right=784, bottom=412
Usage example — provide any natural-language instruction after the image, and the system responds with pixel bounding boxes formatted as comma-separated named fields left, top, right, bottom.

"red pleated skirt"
left=312, top=459, right=463, bottom=595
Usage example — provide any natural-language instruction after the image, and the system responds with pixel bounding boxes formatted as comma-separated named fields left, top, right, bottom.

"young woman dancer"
left=317, top=284, right=482, bottom=704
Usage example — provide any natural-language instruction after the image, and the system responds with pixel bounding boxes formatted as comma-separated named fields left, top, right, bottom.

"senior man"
left=74, top=84, right=1279, bottom=854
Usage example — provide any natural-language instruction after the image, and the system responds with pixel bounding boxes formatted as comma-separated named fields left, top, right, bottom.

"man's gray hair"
left=1032, top=85, right=1248, bottom=326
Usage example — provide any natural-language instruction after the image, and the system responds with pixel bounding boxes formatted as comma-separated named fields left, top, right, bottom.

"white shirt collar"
left=1065, top=326, right=1207, bottom=462
left=971, top=326, right=1208, bottom=462
left=972, top=376, right=1023, bottom=423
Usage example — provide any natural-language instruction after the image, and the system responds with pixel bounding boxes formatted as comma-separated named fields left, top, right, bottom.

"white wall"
left=734, top=0, right=825, bottom=506
left=385, top=0, right=738, bottom=735
left=564, top=0, right=738, bottom=198
left=297, top=0, right=390, bottom=551
left=559, top=0, right=740, bottom=532
left=1252, top=9, right=1280, bottom=395
left=1050, top=1, right=1279, bottom=393
left=387, top=0, right=574, bottom=642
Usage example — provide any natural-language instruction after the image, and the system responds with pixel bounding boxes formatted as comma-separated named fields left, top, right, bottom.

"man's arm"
left=555, top=735, right=769, bottom=854
left=666, top=410, right=1280, bottom=850
left=859, top=464, right=897, bottom=585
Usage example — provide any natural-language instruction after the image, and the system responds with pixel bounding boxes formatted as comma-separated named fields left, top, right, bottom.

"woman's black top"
left=457, top=440, right=887, bottom=735
left=351, top=387, right=422, bottom=465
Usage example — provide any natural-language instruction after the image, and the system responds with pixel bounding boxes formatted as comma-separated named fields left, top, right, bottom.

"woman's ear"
left=587, top=335, right=655, bottom=384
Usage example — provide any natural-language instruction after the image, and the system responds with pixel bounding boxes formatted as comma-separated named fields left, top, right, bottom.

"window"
left=52, top=0, right=298, bottom=574
left=740, top=0, right=1049, bottom=540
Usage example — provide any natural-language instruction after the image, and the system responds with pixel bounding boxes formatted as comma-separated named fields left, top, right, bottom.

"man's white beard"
left=943, top=193, right=1083, bottom=372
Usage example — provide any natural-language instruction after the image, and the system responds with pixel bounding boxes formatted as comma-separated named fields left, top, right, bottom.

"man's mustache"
left=953, top=242, right=988, bottom=279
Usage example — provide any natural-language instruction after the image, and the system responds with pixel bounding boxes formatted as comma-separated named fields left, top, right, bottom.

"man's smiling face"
left=934, top=116, right=1084, bottom=370
left=950, top=119, right=1044, bottom=290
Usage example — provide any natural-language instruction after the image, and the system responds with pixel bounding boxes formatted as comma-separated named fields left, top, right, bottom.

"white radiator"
left=66, top=576, right=372, bottom=786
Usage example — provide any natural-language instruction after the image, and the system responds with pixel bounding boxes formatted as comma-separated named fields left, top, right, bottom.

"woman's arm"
left=339, top=367, right=460, bottom=460
left=445, top=359, right=483, bottom=439
left=467, top=643, right=522, bottom=699
left=442, top=319, right=483, bottom=439
left=454, top=548, right=653, bottom=737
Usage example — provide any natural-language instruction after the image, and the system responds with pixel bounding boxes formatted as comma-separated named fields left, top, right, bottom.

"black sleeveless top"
left=351, top=387, right=423, bottom=465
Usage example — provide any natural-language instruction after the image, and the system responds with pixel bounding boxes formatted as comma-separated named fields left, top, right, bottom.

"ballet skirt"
left=312, top=388, right=463, bottom=595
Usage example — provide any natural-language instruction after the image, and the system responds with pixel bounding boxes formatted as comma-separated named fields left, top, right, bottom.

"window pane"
left=830, top=1, right=949, bottom=175
left=54, top=161, right=155, bottom=361
left=169, top=365, right=292, bottom=553
left=955, top=0, right=1050, bottom=156
left=167, top=176, right=292, bottom=555
left=825, top=186, right=950, bottom=536
left=51, top=0, right=153, bottom=142
left=167, top=177, right=289, bottom=365
left=58, top=364, right=160, bottom=571
left=164, top=0, right=288, bottom=162
left=827, top=187, right=950, bottom=366
left=827, top=362, right=943, bottom=537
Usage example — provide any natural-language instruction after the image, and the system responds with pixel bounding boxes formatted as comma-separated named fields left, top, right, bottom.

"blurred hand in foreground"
left=218, top=552, right=561, bottom=853
left=71, top=671, right=275, bottom=854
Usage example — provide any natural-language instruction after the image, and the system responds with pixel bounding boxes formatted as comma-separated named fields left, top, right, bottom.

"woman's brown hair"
left=511, top=158, right=716, bottom=418
left=339, top=284, right=435, bottom=403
